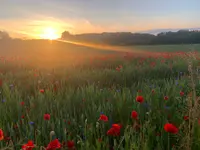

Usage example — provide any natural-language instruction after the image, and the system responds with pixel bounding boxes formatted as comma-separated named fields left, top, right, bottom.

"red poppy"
left=183, top=116, right=189, bottom=121
left=34, top=74, right=38, bottom=77
left=99, top=114, right=108, bottom=122
left=44, top=114, right=50, bottom=120
left=151, top=90, right=155, bottom=94
left=164, top=96, right=169, bottom=100
left=107, top=128, right=119, bottom=136
left=0, top=129, right=4, bottom=141
left=40, top=89, right=45, bottom=93
left=119, top=65, right=123, bottom=69
left=3, top=136, right=11, bottom=141
left=164, top=123, right=178, bottom=134
left=116, top=67, right=120, bottom=72
left=161, top=59, right=165, bottom=63
left=67, top=140, right=75, bottom=149
left=150, top=62, right=156, bottom=67
left=131, top=111, right=138, bottom=119
left=13, top=124, right=18, bottom=129
left=46, top=139, right=61, bottom=150
left=0, top=79, right=2, bottom=86
left=21, top=101, right=25, bottom=106
left=53, top=87, right=58, bottom=92
left=136, top=96, right=144, bottom=103
left=22, top=140, right=34, bottom=150
left=180, top=91, right=184, bottom=96
left=107, top=124, right=122, bottom=136
left=98, top=138, right=102, bottom=142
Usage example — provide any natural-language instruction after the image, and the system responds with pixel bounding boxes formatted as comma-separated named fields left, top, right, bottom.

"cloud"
left=0, top=13, right=199, bottom=39
left=0, top=15, right=107, bottom=38
left=0, top=30, right=10, bottom=39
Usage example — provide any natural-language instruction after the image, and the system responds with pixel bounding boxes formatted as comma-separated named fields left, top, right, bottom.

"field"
left=0, top=41, right=200, bottom=150
left=128, top=44, right=200, bottom=52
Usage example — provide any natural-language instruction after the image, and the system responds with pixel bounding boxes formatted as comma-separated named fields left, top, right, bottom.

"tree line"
left=61, top=30, right=200, bottom=45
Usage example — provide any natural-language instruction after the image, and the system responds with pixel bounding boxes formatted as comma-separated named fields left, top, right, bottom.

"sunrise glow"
left=40, top=27, right=59, bottom=40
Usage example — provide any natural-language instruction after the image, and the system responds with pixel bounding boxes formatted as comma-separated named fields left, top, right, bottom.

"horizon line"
left=4, top=27, right=200, bottom=40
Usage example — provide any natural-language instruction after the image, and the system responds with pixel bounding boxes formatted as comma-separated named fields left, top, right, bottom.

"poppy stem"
left=168, top=133, right=170, bottom=150
left=117, top=136, right=125, bottom=150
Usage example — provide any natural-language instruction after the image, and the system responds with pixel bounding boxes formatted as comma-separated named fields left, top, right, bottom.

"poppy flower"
left=44, top=114, right=50, bottom=120
left=107, top=127, right=114, bottom=135
left=183, top=116, right=189, bottom=121
left=0, top=79, right=2, bottom=86
left=22, top=140, right=34, bottom=150
left=119, top=65, right=123, bottom=69
left=198, top=119, right=200, bottom=125
left=164, top=123, right=178, bottom=134
left=112, top=124, right=122, bottom=130
left=150, top=62, right=156, bottom=67
left=46, top=139, right=61, bottom=150
left=107, top=124, right=122, bottom=136
left=116, top=67, right=120, bottom=72
left=40, top=89, right=45, bottom=93
left=0, top=129, right=4, bottom=141
left=136, top=96, right=144, bottom=103
left=131, top=111, right=138, bottom=119
left=99, top=114, right=108, bottom=122
left=67, top=140, right=75, bottom=149
left=13, top=124, right=18, bottom=129
left=151, top=90, right=155, bottom=94
left=21, top=101, right=25, bottom=106
left=3, top=136, right=11, bottom=141
left=164, top=96, right=169, bottom=100
left=180, top=91, right=184, bottom=96
left=34, top=73, right=38, bottom=77
left=98, top=138, right=102, bottom=142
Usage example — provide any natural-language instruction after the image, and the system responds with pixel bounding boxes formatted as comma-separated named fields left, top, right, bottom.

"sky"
left=0, top=0, right=200, bottom=39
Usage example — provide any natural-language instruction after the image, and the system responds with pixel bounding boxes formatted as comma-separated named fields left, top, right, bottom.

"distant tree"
left=61, top=31, right=72, bottom=39
left=61, top=30, right=200, bottom=45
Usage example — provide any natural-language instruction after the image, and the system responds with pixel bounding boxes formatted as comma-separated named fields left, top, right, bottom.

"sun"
left=40, top=27, right=59, bottom=40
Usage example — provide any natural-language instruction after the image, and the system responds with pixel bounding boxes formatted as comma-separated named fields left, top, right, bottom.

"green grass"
left=0, top=43, right=200, bottom=149
left=127, top=44, right=200, bottom=52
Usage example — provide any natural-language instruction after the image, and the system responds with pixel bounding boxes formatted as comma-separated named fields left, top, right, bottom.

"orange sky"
left=1, top=15, right=198, bottom=39
left=0, top=0, right=199, bottom=39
